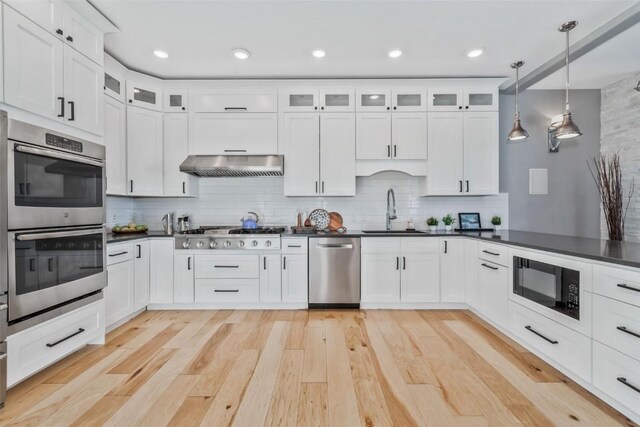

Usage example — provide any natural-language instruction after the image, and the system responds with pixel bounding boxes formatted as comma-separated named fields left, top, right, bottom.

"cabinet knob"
left=393, top=106, right=397, bottom=110
left=465, top=106, right=469, bottom=109
left=314, top=106, right=318, bottom=110
left=66, top=36, right=73, bottom=42
left=386, top=106, right=390, bottom=110
left=56, top=28, right=63, bottom=35
left=182, top=106, right=185, bottom=111
left=321, top=106, right=324, bottom=110
left=129, top=99, right=133, bottom=103
left=458, top=106, right=463, bottom=110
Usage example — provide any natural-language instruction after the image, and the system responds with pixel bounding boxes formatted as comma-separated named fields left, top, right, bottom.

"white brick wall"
left=107, top=171, right=509, bottom=231
left=600, top=73, right=640, bottom=241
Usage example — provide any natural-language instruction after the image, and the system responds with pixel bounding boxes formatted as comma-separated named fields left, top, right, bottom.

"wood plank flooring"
left=1, top=309, right=637, bottom=427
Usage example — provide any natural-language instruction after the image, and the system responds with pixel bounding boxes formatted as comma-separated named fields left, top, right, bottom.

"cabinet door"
left=127, top=80, right=162, bottom=111
left=280, top=88, right=319, bottom=112
left=391, top=113, right=427, bottom=160
left=283, top=113, right=320, bottom=196
left=464, top=239, right=479, bottom=307
left=104, top=54, right=126, bottom=103
left=174, top=253, right=194, bottom=303
left=427, top=88, right=463, bottom=111
left=189, top=113, right=278, bottom=155
left=63, top=44, right=103, bottom=135
left=104, top=96, right=127, bottom=195
left=126, top=106, right=163, bottom=196
left=464, top=88, right=498, bottom=112
left=463, top=112, right=498, bottom=195
left=392, top=89, right=426, bottom=112
left=105, top=260, right=134, bottom=327
left=282, top=254, right=308, bottom=303
left=193, top=88, right=277, bottom=113
left=356, top=89, right=391, bottom=112
left=4, top=0, right=63, bottom=36
left=401, top=251, right=439, bottom=302
left=320, top=88, right=354, bottom=112
left=164, top=113, right=198, bottom=197
left=425, top=113, right=464, bottom=195
left=440, top=238, right=465, bottom=302
left=149, top=239, right=174, bottom=304
left=260, top=254, right=282, bottom=302
left=61, top=4, right=103, bottom=65
left=3, top=7, right=64, bottom=119
left=320, top=113, right=355, bottom=196
left=361, top=253, right=401, bottom=302
left=478, top=260, right=508, bottom=328
left=356, top=113, right=392, bottom=160
left=164, top=89, right=188, bottom=112
left=133, top=241, right=150, bottom=311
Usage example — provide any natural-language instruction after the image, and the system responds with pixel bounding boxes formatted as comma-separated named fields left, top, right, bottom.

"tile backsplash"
left=107, top=172, right=509, bottom=231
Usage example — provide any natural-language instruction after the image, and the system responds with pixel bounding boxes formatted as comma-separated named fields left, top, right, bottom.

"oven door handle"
left=16, top=227, right=104, bottom=241
left=15, top=144, right=105, bottom=168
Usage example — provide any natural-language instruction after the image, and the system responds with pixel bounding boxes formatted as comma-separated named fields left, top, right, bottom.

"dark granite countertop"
left=107, top=231, right=174, bottom=244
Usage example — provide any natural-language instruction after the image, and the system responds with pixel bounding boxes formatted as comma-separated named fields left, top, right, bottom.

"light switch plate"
left=529, top=168, right=548, bottom=195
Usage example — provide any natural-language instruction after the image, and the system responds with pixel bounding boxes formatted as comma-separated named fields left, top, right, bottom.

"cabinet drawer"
left=195, top=254, right=259, bottom=279
left=361, top=237, right=401, bottom=254
left=478, top=242, right=508, bottom=266
left=593, top=294, right=640, bottom=361
left=107, top=242, right=134, bottom=265
left=594, top=264, right=640, bottom=308
left=195, top=279, right=259, bottom=302
left=401, top=237, right=439, bottom=253
left=593, top=341, right=640, bottom=414
left=7, top=299, right=104, bottom=386
left=508, top=301, right=591, bottom=382
left=282, top=238, right=308, bottom=254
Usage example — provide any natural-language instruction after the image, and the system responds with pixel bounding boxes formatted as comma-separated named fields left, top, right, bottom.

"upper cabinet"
left=464, top=88, right=498, bottom=112
left=127, top=72, right=163, bottom=112
left=63, top=44, right=103, bottom=134
left=280, top=88, right=354, bottom=112
left=104, top=95, right=127, bottom=195
left=127, top=106, right=164, bottom=196
left=320, top=88, right=354, bottom=112
left=392, top=88, right=427, bottom=112
left=356, top=89, right=391, bottom=112
left=164, top=113, right=198, bottom=197
left=428, top=87, right=498, bottom=112
left=427, top=88, right=463, bottom=111
left=164, top=89, right=188, bottom=112
left=104, top=53, right=126, bottom=103
left=3, top=0, right=63, bottom=38
left=192, top=88, right=277, bottom=113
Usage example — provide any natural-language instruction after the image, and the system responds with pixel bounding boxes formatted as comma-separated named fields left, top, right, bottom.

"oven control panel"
left=46, top=133, right=83, bottom=153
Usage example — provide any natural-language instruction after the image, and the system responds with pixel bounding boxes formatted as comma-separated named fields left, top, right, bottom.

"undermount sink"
left=362, top=230, right=424, bottom=234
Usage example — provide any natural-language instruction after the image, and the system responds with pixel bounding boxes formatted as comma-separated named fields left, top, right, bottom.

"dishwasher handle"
left=316, top=243, right=354, bottom=249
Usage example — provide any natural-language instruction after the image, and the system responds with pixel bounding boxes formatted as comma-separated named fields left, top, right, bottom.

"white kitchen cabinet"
left=362, top=253, right=400, bottom=302
left=61, top=3, right=103, bottom=65
left=192, top=88, right=277, bottom=113
left=320, top=88, right=354, bottom=112
left=126, top=106, right=163, bottom=196
left=3, top=6, right=64, bottom=120
left=104, top=53, right=126, bottom=103
left=427, top=88, right=498, bottom=112
left=149, top=239, right=174, bottom=304
left=356, top=113, right=392, bottom=160
left=133, top=240, right=150, bottom=311
left=440, top=238, right=465, bottom=302
left=164, top=88, right=188, bottom=112
left=260, top=254, right=282, bottom=302
left=4, top=0, right=63, bottom=37
left=63, top=44, right=103, bottom=134
left=190, top=113, right=278, bottom=155
left=477, top=259, right=508, bottom=328
left=425, top=112, right=464, bottom=195
left=391, top=113, right=427, bottom=160
left=283, top=113, right=356, bottom=196
left=463, top=112, right=499, bottom=195
left=163, top=113, right=198, bottom=197
left=427, top=88, right=463, bottom=111
left=174, top=253, right=194, bottom=303
left=127, top=73, right=163, bottom=111
left=280, top=88, right=319, bottom=112
left=104, top=96, right=127, bottom=195
left=464, top=88, right=498, bottom=112
left=400, top=238, right=440, bottom=303
left=392, top=88, right=427, bottom=112
left=356, top=89, right=391, bottom=112
left=464, top=239, right=479, bottom=307
left=105, top=259, right=134, bottom=327
left=0, top=5, right=3, bottom=102
left=281, top=254, right=307, bottom=303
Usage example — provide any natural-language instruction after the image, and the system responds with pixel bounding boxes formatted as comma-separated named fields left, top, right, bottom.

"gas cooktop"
left=174, top=226, right=286, bottom=250
left=180, top=226, right=286, bottom=235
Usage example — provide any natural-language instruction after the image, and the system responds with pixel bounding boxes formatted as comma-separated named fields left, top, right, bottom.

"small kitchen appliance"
left=162, top=212, right=175, bottom=235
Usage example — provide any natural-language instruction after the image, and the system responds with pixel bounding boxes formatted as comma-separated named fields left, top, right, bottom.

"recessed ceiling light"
left=388, top=49, right=402, bottom=58
left=153, top=50, right=169, bottom=59
left=466, top=48, right=484, bottom=58
left=312, top=49, right=326, bottom=58
left=232, top=48, right=250, bottom=60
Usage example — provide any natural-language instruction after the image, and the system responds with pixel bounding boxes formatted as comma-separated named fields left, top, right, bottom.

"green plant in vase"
left=426, top=217, right=439, bottom=232
left=442, top=214, right=455, bottom=231
left=491, top=215, right=502, bottom=232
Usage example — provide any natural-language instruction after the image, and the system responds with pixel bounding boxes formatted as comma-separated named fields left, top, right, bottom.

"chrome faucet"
left=386, top=188, right=397, bottom=231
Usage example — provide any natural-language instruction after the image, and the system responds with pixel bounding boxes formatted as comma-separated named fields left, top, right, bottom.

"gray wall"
left=600, top=73, right=640, bottom=241
left=499, top=90, right=601, bottom=238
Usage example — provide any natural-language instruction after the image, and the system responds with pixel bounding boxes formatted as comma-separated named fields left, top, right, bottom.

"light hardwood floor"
left=1, top=309, right=637, bottom=427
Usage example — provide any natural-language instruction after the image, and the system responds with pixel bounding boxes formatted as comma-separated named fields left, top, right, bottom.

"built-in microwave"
left=513, top=256, right=580, bottom=320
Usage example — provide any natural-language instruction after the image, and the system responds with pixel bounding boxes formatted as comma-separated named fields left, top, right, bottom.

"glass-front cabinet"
left=464, top=88, right=498, bottom=111
left=428, top=88, right=463, bottom=111
left=126, top=74, right=163, bottom=112
left=320, top=88, right=354, bottom=111
left=392, top=89, right=427, bottom=112
left=356, top=89, right=391, bottom=112
left=280, top=88, right=319, bottom=112
left=164, top=89, right=188, bottom=112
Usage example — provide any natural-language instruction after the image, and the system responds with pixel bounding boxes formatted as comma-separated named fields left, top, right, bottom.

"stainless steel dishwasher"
left=308, top=237, right=360, bottom=308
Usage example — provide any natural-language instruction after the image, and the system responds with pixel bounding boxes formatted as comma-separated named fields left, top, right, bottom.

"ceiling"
left=92, top=0, right=639, bottom=88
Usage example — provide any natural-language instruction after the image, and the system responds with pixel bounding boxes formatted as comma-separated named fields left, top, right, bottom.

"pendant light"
left=635, top=80, right=640, bottom=92
left=554, top=21, right=582, bottom=140
left=507, top=60, right=529, bottom=141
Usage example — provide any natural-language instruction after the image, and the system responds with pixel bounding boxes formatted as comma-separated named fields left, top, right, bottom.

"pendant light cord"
left=565, top=30, right=570, bottom=112
left=515, top=66, right=520, bottom=119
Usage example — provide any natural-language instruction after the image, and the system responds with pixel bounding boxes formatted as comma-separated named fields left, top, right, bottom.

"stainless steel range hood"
left=179, top=155, right=284, bottom=177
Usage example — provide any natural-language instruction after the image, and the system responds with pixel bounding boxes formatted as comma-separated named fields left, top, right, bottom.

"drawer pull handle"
left=288, top=245, right=302, bottom=248
left=46, top=328, right=85, bottom=348
left=617, top=326, right=640, bottom=339
left=109, top=251, right=128, bottom=257
left=482, top=250, right=500, bottom=256
left=617, top=377, right=640, bottom=394
left=224, top=149, right=248, bottom=153
left=214, top=289, right=240, bottom=293
left=481, top=263, right=498, bottom=270
left=214, top=265, right=239, bottom=268
left=617, top=283, right=640, bottom=293
left=224, top=107, right=247, bottom=111
left=525, top=325, right=558, bottom=344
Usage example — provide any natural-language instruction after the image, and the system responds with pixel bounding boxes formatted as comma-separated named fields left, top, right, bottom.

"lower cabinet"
left=260, top=254, right=282, bottom=302
left=592, top=340, right=640, bottom=414
left=133, top=241, right=150, bottom=311
left=476, top=259, right=508, bottom=328
left=150, top=239, right=175, bottom=304
left=440, top=238, right=465, bottom=302
left=105, top=259, right=135, bottom=327
left=174, top=253, right=194, bottom=303
left=281, top=254, right=308, bottom=303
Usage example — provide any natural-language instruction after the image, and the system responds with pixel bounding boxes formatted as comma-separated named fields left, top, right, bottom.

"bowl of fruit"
left=112, top=222, right=149, bottom=234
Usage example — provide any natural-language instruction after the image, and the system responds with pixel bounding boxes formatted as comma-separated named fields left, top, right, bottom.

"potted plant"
left=442, top=214, right=455, bottom=231
left=491, top=215, right=502, bottom=232
left=426, top=217, right=439, bottom=232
